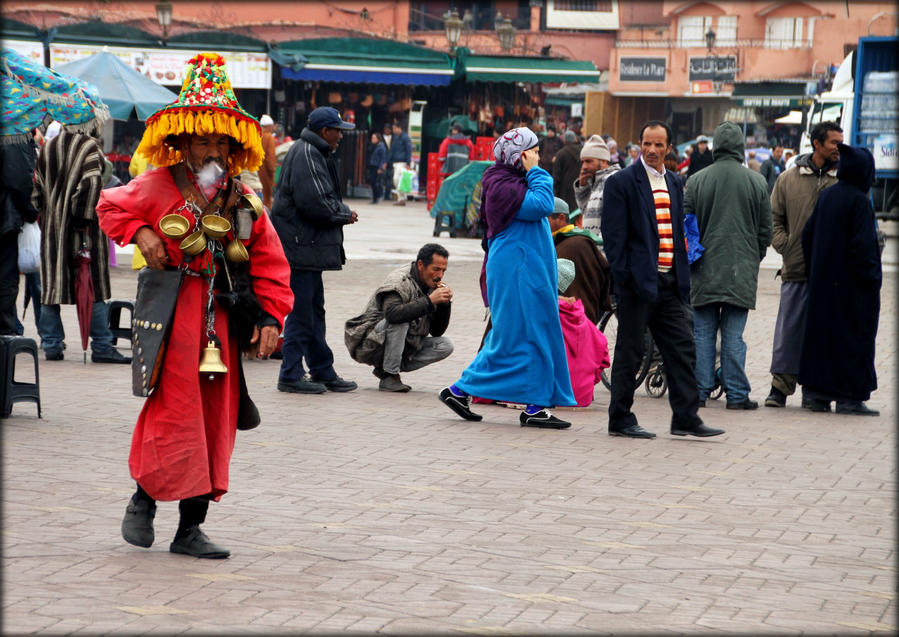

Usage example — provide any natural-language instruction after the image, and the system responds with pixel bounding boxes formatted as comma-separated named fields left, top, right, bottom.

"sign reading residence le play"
left=619, top=57, right=666, bottom=82
left=688, top=56, right=737, bottom=82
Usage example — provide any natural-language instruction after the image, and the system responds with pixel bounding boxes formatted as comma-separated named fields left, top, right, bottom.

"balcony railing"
left=614, top=39, right=813, bottom=50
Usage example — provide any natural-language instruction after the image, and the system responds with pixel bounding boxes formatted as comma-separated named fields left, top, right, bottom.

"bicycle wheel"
left=598, top=309, right=653, bottom=390
left=644, top=363, right=668, bottom=398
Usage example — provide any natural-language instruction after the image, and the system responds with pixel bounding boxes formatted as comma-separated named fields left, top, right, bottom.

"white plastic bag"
left=17, top=222, right=41, bottom=273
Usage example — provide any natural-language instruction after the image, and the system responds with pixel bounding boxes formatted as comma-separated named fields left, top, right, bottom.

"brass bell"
left=198, top=340, right=228, bottom=374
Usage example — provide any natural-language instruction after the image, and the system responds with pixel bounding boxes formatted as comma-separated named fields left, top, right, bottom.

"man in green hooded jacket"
left=684, top=121, right=772, bottom=409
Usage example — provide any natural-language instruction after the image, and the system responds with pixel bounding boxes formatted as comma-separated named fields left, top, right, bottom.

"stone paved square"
left=3, top=200, right=895, bottom=634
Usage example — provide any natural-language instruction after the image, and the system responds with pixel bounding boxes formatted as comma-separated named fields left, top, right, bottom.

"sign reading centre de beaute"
left=689, top=56, right=737, bottom=82
left=619, top=57, right=666, bottom=82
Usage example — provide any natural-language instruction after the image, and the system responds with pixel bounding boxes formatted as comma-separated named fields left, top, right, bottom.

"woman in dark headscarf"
left=799, top=143, right=882, bottom=415
left=438, top=128, right=576, bottom=428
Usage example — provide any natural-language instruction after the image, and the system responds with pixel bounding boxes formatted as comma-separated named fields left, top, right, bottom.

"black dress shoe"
left=520, top=409, right=570, bottom=429
left=438, top=387, right=483, bottom=421
left=609, top=424, right=656, bottom=438
left=92, top=349, right=131, bottom=364
left=45, top=350, right=64, bottom=361
left=170, top=526, right=230, bottom=559
left=121, top=494, right=156, bottom=548
left=312, top=376, right=358, bottom=392
left=726, top=399, right=758, bottom=410
left=671, top=422, right=725, bottom=437
left=835, top=401, right=879, bottom=416
left=277, top=378, right=327, bottom=394
left=807, top=399, right=832, bottom=413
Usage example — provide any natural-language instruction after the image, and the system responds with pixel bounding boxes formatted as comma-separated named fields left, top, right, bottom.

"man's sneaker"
left=277, top=378, right=327, bottom=394
left=764, top=387, right=786, bottom=408
left=121, top=493, right=156, bottom=548
left=170, top=526, right=230, bottom=559
left=92, top=349, right=131, bottom=364
left=379, top=374, right=411, bottom=392
left=519, top=409, right=571, bottom=429
left=438, top=387, right=483, bottom=421
left=311, top=376, right=358, bottom=392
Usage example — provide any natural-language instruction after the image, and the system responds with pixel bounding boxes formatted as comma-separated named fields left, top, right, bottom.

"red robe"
left=96, top=167, right=293, bottom=502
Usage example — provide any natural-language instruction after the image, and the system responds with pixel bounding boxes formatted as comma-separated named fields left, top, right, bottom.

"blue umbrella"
left=1, top=47, right=109, bottom=141
left=56, top=52, right=177, bottom=121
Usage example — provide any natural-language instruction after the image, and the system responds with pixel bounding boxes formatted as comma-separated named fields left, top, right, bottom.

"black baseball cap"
left=307, top=107, right=355, bottom=131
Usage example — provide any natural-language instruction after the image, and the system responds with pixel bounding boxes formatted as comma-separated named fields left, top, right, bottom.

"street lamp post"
left=705, top=28, right=716, bottom=52
left=155, top=1, right=173, bottom=44
left=443, top=9, right=463, bottom=55
left=497, top=16, right=516, bottom=52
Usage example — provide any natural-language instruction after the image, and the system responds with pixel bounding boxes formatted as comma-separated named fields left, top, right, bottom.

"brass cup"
left=179, top=230, right=207, bottom=256
left=225, top=238, right=249, bottom=263
left=158, top=214, right=190, bottom=239
left=200, top=214, right=231, bottom=239
left=240, top=192, right=264, bottom=219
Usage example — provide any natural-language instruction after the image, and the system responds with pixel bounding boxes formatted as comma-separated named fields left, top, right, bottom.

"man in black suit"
left=600, top=120, right=723, bottom=439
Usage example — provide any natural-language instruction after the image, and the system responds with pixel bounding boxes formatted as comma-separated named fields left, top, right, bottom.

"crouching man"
left=345, top=244, right=453, bottom=391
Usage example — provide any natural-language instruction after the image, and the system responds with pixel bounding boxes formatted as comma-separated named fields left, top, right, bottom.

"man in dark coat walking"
left=552, top=131, right=581, bottom=213
left=685, top=135, right=714, bottom=182
left=799, top=144, right=881, bottom=415
left=270, top=107, right=360, bottom=394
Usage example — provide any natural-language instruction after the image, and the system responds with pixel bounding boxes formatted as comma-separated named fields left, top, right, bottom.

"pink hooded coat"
left=558, top=298, right=609, bottom=407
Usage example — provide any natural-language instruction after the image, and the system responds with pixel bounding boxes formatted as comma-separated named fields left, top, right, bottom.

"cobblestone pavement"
left=3, top=200, right=895, bottom=635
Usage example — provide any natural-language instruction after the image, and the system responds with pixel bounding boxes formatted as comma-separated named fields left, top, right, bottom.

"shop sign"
left=619, top=57, right=666, bottom=82
left=738, top=97, right=810, bottom=107
left=688, top=56, right=736, bottom=82
left=691, top=80, right=714, bottom=94
left=49, top=44, right=271, bottom=89
left=873, top=135, right=898, bottom=171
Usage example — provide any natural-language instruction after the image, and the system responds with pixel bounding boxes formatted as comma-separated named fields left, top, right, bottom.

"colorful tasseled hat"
left=135, top=52, right=263, bottom=176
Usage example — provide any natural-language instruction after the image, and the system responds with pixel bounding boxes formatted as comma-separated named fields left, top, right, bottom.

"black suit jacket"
left=600, top=161, right=691, bottom=304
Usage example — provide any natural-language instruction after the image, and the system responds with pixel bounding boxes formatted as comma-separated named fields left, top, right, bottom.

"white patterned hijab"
left=493, top=127, right=539, bottom=167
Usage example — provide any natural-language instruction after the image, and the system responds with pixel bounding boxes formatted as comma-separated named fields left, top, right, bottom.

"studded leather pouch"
left=131, top=267, right=185, bottom=397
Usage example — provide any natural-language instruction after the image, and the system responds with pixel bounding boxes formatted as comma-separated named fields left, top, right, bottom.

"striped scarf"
left=32, top=129, right=111, bottom=305
left=647, top=170, right=673, bottom=272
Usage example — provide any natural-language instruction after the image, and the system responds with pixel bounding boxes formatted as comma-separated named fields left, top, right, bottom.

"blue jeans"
left=693, top=303, right=750, bottom=403
left=38, top=301, right=115, bottom=355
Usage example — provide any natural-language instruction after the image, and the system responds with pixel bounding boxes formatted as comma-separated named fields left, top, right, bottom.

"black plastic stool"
left=0, top=335, right=41, bottom=419
left=107, top=299, right=135, bottom=346
left=433, top=212, right=457, bottom=238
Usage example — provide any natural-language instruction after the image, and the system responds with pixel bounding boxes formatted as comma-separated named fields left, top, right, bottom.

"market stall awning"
left=732, top=80, right=817, bottom=107
left=463, top=55, right=600, bottom=83
left=277, top=38, right=454, bottom=86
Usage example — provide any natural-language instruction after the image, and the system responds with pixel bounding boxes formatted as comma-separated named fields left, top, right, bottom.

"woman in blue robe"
left=439, top=128, right=575, bottom=429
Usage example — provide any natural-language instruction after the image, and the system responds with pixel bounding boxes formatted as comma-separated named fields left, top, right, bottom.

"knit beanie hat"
left=135, top=52, right=263, bottom=176
left=557, top=258, right=576, bottom=294
left=553, top=196, right=570, bottom=216
left=580, top=134, right=610, bottom=162
left=562, top=130, right=577, bottom=143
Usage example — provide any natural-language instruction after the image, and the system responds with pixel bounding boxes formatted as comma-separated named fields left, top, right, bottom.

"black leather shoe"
left=609, top=424, right=656, bottom=439
left=835, top=401, right=879, bottom=416
left=438, top=387, right=483, bottom=422
left=121, top=494, right=156, bottom=548
left=170, top=526, right=230, bottom=559
left=379, top=374, right=411, bottom=392
left=91, top=349, right=131, bottom=364
left=726, top=399, right=758, bottom=410
left=671, top=422, right=725, bottom=437
left=312, top=376, right=358, bottom=392
left=277, top=378, right=327, bottom=394
left=808, top=399, right=832, bottom=413
left=45, top=350, right=64, bottom=361
left=520, top=409, right=570, bottom=429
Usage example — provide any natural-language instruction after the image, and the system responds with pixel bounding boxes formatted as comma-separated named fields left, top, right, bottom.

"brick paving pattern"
left=3, top=201, right=895, bottom=634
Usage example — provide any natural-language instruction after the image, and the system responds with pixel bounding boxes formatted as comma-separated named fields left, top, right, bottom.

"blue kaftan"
left=456, top=167, right=575, bottom=407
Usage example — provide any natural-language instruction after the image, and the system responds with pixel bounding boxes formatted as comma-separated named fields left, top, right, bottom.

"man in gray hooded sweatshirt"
left=685, top=121, right=772, bottom=409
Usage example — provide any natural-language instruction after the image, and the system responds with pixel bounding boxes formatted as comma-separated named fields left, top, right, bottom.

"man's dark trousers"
left=278, top=269, right=337, bottom=383
left=609, top=269, right=701, bottom=429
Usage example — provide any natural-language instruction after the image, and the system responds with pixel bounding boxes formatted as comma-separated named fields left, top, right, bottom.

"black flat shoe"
left=312, top=376, right=358, bottom=392
left=520, top=409, right=570, bottom=429
left=277, top=378, right=327, bottom=394
left=726, top=399, right=758, bottom=410
left=609, top=424, right=656, bottom=439
left=835, top=401, right=879, bottom=416
left=671, top=422, right=725, bottom=437
left=170, top=526, right=230, bottom=559
left=92, top=349, right=131, bottom=364
left=808, top=399, right=832, bottom=413
left=438, top=387, right=483, bottom=421
left=121, top=494, right=156, bottom=548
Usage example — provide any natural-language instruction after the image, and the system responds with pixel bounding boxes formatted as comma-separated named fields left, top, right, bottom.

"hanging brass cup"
left=225, top=238, right=249, bottom=263
left=240, top=192, right=264, bottom=219
left=200, top=214, right=231, bottom=239
left=179, top=230, right=207, bottom=256
left=158, top=214, right=190, bottom=239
